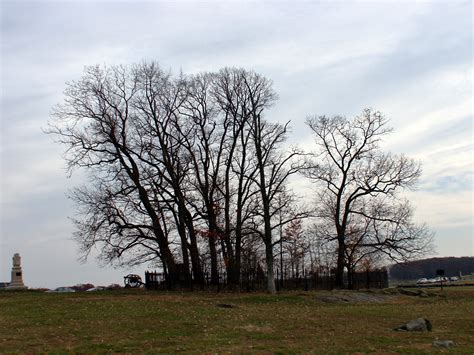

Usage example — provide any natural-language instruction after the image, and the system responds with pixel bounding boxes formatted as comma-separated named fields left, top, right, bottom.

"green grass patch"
left=0, top=288, right=473, bottom=353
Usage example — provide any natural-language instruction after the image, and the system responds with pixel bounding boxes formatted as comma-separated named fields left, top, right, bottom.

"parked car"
left=416, top=278, right=429, bottom=284
left=429, top=277, right=448, bottom=283
left=86, top=286, right=106, bottom=292
left=450, top=276, right=459, bottom=282
left=46, top=287, right=76, bottom=293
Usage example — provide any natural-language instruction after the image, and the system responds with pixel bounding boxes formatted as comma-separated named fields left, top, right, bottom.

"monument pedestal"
left=6, top=253, right=27, bottom=290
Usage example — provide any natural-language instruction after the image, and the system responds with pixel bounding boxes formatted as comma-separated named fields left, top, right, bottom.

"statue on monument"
left=13, top=253, right=21, bottom=267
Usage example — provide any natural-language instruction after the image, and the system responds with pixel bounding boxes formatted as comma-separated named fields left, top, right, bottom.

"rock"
left=418, top=290, right=429, bottom=297
left=317, top=295, right=350, bottom=303
left=398, top=288, right=420, bottom=296
left=316, top=291, right=392, bottom=304
left=381, top=287, right=399, bottom=295
left=398, top=288, right=429, bottom=297
left=394, top=318, right=432, bottom=331
left=433, top=340, right=455, bottom=348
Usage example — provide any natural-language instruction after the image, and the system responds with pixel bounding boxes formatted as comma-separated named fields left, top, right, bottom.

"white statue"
left=13, top=253, right=21, bottom=267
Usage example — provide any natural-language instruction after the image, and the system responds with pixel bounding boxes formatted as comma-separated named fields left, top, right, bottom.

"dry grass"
left=0, top=287, right=473, bottom=353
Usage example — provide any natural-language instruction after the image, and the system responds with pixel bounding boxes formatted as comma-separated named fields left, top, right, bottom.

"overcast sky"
left=1, top=0, right=472, bottom=288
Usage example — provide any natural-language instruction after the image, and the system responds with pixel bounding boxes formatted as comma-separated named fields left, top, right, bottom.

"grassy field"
left=1, top=287, right=473, bottom=353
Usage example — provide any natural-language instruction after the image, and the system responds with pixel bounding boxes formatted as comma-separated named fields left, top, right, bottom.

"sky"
left=1, top=0, right=472, bottom=289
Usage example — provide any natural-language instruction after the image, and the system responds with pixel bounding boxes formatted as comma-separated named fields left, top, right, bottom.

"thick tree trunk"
left=347, top=264, right=354, bottom=290
left=188, top=235, right=204, bottom=284
left=234, top=228, right=242, bottom=285
left=188, top=236, right=204, bottom=284
left=253, top=116, right=276, bottom=294
left=162, top=248, right=178, bottom=287
left=262, top=194, right=276, bottom=293
left=176, top=215, right=191, bottom=285
left=335, top=236, right=345, bottom=288
left=222, top=192, right=237, bottom=285
left=180, top=207, right=204, bottom=285
left=223, top=239, right=235, bottom=283
left=208, top=237, right=219, bottom=285
left=265, top=240, right=276, bottom=294
left=207, top=209, right=224, bottom=285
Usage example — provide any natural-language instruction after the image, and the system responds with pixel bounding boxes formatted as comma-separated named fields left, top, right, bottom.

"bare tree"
left=241, top=72, right=306, bottom=293
left=210, top=68, right=268, bottom=285
left=177, top=69, right=261, bottom=286
left=132, top=63, right=205, bottom=284
left=344, top=198, right=433, bottom=283
left=303, top=108, right=432, bottom=288
left=283, top=219, right=306, bottom=278
left=48, top=64, right=182, bottom=282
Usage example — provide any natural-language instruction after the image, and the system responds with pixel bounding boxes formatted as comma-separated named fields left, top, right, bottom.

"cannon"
left=123, top=274, right=143, bottom=288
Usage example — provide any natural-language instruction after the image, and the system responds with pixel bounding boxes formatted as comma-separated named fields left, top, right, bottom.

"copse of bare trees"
left=48, top=62, right=306, bottom=293
left=48, top=62, right=433, bottom=293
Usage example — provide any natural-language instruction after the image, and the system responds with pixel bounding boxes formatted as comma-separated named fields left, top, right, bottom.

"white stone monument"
left=7, top=253, right=27, bottom=289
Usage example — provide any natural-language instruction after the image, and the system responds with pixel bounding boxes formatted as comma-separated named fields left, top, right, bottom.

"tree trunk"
left=176, top=215, right=191, bottom=285
left=208, top=237, right=219, bottom=285
left=207, top=209, right=224, bottom=285
left=254, top=122, right=276, bottom=294
left=347, top=263, right=354, bottom=290
left=234, top=229, right=242, bottom=285
left=335, top=235, right=345, bottom=288
left=115, top=146, right=180, bottom=286
left=161, top=246, right=178, bottom=286
left=265, top=240, right=276, bottom=294
left=180, top=206, right=204, bottom=285
left=222, top=189, right=237, bottom=285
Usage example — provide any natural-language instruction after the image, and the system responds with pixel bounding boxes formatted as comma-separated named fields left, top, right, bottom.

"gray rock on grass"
left=394, top=318, right=432, bottom=331
left=398, top=288, right=429, bottom=297
left=433, top=340, right=455, bottom=348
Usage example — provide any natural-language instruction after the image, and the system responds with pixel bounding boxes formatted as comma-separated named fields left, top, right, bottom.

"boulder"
left=433, top=340, right=455, bottom=348
left=316, top=291, right=391, bottom=303
left=398, top=288, right=429, bottom=297
left=394, top=318, right=432, bottom=331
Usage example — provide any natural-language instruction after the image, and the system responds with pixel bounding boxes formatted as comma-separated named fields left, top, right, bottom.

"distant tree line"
left=389, top=257, right=474, bottom=280
left=48, top=62, right=433, bottom=292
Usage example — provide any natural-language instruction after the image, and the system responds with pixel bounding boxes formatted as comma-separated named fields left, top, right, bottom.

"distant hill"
left=389, top=257, right=474, bottom=281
